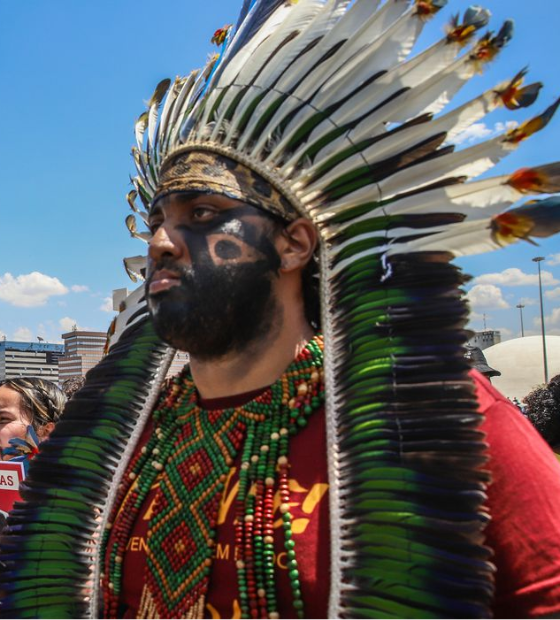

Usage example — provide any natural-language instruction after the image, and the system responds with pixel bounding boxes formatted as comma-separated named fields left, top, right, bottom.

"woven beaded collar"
left=101, top=334, right=324, bottom=619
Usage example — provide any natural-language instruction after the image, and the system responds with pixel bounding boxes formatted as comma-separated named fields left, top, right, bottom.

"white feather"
left=299, top=87, right=501, bottom=190
left=248, top=0, right=412, bottom=160
left=378, top=135, right=517, bottom=201
left=201, top=3, right=297, bottom=134
left=324, top=175, right=518, bottom=240
left=230, top=0, right=347, bottom=149
left=164, top=71, right=199, bottom=155
left=305, top=183, right=383, bottom=221
left=385, top=219, right=506, bottom=257
left=157, top=77, right=184, bottom=158
left=280, top=38, right=466, bottom=172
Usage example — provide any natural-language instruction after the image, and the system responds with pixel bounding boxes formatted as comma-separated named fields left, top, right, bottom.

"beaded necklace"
left=101, top=335, right=324, bottom=619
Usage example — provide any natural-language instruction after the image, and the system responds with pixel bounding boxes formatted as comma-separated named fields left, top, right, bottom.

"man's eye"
left=148, top=221, right=162, bottom=234
left=192, top=206, right=216, bottom=221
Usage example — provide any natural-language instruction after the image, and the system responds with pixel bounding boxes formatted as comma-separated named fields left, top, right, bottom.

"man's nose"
left=148, top=224, right=185, bottom=262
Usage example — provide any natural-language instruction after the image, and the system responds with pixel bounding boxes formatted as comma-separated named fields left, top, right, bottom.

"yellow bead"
left=280, top=503, right=290, bottom=514
left=265, top=477, right=275, bottom=487
left=264, top=535, right=274, bottom=545
left=297, top=383, right=308, bottom=396
left=277, top=456, right=288, bottom=467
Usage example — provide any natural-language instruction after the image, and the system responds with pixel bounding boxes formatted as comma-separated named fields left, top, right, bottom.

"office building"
left=58, top=330, right=107, bottom=381
left=468, top=330, right=501, bottom=351
left=0, top=340, right=64, bottom=382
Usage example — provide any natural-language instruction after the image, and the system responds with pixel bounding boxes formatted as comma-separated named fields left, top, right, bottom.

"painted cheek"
left=207, top=234, right=264, bottom=264
left=0, top=422, right=26, bottom=451
left=214, top=239, right=243, bottom=260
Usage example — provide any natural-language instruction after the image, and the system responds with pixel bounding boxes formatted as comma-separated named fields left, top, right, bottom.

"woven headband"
left=152, top=150, right=298, bottom=221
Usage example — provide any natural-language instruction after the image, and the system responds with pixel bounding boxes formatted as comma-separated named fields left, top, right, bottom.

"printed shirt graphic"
left=113, top=391, right=330, bottom=619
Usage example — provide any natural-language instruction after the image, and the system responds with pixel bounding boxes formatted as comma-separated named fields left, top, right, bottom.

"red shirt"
left=473, top=370, right=560, bottom=618
left=108, top=371, right=560, bottom=618
left=113, top=391, right=330, bottom=619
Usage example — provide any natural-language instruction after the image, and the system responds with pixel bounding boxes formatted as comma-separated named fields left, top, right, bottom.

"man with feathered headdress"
left=3, top=1, right=560, bottom=619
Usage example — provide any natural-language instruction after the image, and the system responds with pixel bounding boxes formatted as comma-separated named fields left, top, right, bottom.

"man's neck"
left=189, top=320, right=315, bottom=400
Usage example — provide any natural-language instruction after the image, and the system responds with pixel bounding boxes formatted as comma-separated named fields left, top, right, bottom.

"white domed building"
left=483, top=335, right=560, bottom=401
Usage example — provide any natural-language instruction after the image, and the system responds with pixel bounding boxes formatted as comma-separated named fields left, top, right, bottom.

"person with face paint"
left=5, top=3, right=560, bottom=619
left=0, top=378, right=65, bottom=455
left=100, top=152, right=329, bottom=619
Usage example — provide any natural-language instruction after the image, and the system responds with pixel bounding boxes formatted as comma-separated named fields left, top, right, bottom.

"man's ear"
left=277, top=218, right=318, bottom=273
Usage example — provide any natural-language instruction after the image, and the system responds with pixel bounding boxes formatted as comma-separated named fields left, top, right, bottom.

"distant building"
left=58, top=330, right=107, bottom=381
left=0, top=340, right=64, bottom=382
left=468, top=330, right=501, bottom=351
left=167, top=351, right=189, bottom=378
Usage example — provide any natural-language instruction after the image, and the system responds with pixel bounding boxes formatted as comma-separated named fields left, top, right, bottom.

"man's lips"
left=148, top=270, right=182, bottom=295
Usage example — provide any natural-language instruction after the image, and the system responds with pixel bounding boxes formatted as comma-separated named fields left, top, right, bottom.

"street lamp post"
left=532, top=256, right=549, bottom=383
left=516, top=303, right=525, bottom=337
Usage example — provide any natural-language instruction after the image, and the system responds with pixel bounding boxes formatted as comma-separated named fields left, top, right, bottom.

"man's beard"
left=147, top=258, right=280, bottom=360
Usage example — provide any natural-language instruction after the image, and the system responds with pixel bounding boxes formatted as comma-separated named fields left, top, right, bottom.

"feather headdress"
left=2, top=1, right=560, bottom=618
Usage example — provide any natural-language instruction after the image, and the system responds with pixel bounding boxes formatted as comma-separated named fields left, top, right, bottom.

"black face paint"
left=146, top=204, right=284, bottom=358
left=175, top=205, right=282, bottom=271
left=214, top=239, right=243, bottom=260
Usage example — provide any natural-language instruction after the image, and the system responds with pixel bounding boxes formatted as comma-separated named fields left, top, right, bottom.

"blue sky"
left=0, top=0, right=559, bottom=344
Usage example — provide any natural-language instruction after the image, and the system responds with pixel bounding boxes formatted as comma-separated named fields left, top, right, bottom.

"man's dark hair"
left=302, top=255, right=321, bottom=330
left=524, top=374, right=560, bottom=447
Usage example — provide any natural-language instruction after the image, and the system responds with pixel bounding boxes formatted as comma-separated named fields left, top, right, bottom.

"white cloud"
left=13, top=327, right=33, bottom=342
left=546, top=308, right=560, bottom=329
left=518, top=297, right=538, bottom=306
left=453, top=123, right=492, bottom=145
left=453, top=120, right=518, bottom=146
left=71, top=285, right=89, bottom=293
left=474, top=268, right=559, bottom=287
left=100, top=297, right=114, bottom=313
left=466, top=284, right=510, bottom=310
left=545, top=287, right=560, bottom=300
left=494, top=121, right=519, bottom=134
left=547, top=253, right=560, bottom=267
left=59, top=317, right=79, bottom=333
left=494, top=326, right=514, bottom=341
left=532, top=309, right=560, bottom=333
left=0, top=272, right=68, bottom=307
